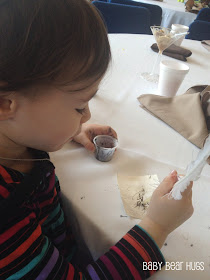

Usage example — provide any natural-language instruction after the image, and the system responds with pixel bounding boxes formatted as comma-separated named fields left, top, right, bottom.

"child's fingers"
left=157, top=170, right=178, bottom=195
left=188, top=189, right=192, bottom=199
left=74, top=134, right=95, bottom=152
left=83, top=138, right=95, bottom=151
left=182, top=181, right=193, bottom=197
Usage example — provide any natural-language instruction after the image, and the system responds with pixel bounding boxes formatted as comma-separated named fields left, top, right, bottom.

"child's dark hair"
left=0, top=0, right=111, bottom=91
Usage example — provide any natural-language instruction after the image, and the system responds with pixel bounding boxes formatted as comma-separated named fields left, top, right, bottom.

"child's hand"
left=72, top=123, right=117, bottom=152
left=139, top=170, right=194, bottom=248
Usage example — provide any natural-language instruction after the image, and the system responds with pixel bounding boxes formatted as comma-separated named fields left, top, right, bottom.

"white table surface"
left=51, top=34, right=210, bottom=279
left=134, top=0, right=197, bottom=28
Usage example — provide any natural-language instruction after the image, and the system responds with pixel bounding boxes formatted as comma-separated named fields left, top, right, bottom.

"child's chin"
left=48, top=140, right=73, bottom=152
left=48, top=145, right=65, bottom=152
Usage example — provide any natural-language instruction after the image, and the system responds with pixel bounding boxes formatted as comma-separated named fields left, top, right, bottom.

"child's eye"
left=76, top=108, right=87, bottom=115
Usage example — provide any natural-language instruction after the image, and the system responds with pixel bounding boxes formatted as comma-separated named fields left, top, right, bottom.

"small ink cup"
left=93, top=135, right=118, bottom=162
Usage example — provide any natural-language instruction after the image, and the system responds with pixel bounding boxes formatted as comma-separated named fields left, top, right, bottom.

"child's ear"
left=0, top=81, right=17, bottom=120
left=0, top=94, right=17, bottom=120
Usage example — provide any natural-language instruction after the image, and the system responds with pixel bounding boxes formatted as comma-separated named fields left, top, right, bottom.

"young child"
left=0, top=0, right=193, bottom=279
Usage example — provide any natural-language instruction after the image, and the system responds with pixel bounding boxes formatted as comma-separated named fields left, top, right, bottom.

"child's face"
left=7, top=79, right=100, bottom=152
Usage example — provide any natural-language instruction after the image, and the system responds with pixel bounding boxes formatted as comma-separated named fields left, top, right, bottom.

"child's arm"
left=0, top=200, right=164, bottom=279
left=0, top=219, right=164, bottom=280
left=0, top=171, right=193, bottom=280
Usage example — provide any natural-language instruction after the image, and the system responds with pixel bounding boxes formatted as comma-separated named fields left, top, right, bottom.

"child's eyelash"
left=76, top=108, right=86, bottom=115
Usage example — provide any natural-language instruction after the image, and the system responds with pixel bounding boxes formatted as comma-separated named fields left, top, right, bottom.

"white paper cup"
left=158, top=60, right=189, bottom=97
left=171, top=24, right=189, bottom=46
left=93, top=135, right=118, bottom=162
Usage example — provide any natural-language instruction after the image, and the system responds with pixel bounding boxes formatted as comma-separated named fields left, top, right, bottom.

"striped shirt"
left=0, top=150, right=165, bottom=279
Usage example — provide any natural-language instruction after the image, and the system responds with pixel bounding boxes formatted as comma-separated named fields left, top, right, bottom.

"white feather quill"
left=170, top=134, right=210, bottom=200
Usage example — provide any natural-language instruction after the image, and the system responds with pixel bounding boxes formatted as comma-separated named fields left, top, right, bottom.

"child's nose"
left=81, top=106, right=91, bottom=124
